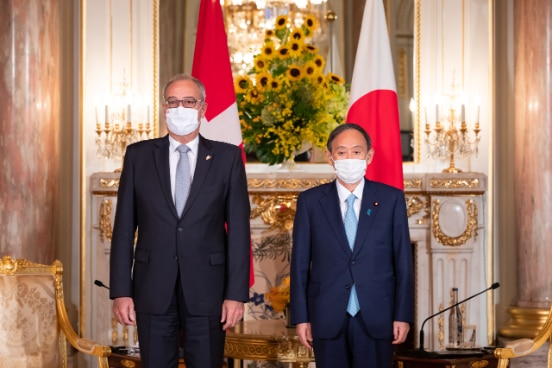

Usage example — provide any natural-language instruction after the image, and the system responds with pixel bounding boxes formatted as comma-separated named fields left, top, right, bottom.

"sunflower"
left=275, top=15, right=288, bottom=30
left=234, top=76, right=251, bottom=93
left=254, top=55, right=269, bottom=70
left=304, top=44, right=319, bottom=53
left=288, top=41, right=302, bottom=57
left=255, top=72, right=272, bottom=90
left=304, top=61, right=319, bottom=78
left=328, top=72, right=345, bottom=84
left=261, top=43, right=276, bottom=58
left=303, top=14, right=318, bottom=33
left=278, top=47, right=290, bottom=58
left=286, top=64, right=303, bottom=80
left=290, top=27, right=305, bottom=42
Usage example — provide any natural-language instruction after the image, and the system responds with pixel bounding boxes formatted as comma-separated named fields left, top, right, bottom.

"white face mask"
left=166, top=106, right=199, bottom=136
left=332, top=158, right=367, bottom=184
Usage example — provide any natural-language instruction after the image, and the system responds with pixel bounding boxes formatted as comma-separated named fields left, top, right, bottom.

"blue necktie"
left=345, top=194, right=360, bottom=316
left=175, top=145, right=191, bottom=217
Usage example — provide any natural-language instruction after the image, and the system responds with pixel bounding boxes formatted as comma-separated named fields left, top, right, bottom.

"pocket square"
left=367, top=209, right=372, bottom=216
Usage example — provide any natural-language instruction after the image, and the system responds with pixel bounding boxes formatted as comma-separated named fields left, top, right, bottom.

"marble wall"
left=0, top=0, right=62, bottom=263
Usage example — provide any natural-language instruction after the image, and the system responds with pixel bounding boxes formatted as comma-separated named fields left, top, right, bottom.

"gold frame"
left=414, top=0, right=495, bottom=345
left=79, top=0, right=159, bottom=336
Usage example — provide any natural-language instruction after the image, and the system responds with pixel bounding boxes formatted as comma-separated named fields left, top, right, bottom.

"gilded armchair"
left=0, top=256, right=111, bottom=367
left=495, top=304, right=552, bottom=368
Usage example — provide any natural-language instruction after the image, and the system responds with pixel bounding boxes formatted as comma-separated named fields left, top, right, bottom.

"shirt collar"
left=336, top=179, right=365, bottom=203
left=168, top=134, right=199, bottom=155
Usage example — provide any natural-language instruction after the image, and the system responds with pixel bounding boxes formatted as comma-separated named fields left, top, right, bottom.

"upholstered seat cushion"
left=0, top=274, right=60, bottom=367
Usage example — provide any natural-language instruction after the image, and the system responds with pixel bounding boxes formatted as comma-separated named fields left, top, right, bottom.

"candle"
left=461, top=104, right=465, bottom=122
left=477, top=105, right=480, bottom=123
left=147, top=105, right=150, bottom=124
left=95, top=106, right=98, bottom=125
left=435, top=104, right=439, bottom=122
left=127, top=104, right=132, bottom=122
left=425, top=107, right=428, bottom=126
left=104, top=105, right=108, bottom=123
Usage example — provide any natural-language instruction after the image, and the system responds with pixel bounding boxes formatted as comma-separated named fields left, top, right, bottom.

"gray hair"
left=162, top=74, right=206, bottom=101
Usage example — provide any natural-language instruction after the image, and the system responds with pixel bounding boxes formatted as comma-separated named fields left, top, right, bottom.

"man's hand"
left=221, top=300, right=244, bottom=330
left=296, top=322, right=313, bottom=350
left=392, top=321, right=410, bottom=344
left=112, top=297, right=136, bottom=325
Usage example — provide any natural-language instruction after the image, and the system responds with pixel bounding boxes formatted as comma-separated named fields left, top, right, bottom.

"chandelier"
left=221, top=0, right=329, bottom=75
left=94, top=74, right=152, bottom=161
left=423, top=78, right=481, bottom=173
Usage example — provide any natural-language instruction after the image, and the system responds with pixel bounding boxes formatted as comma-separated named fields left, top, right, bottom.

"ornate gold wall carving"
left=99, top=199, right=113, bottom=243
left=430, top=178, right=480, bottom=189
left=250, top=193, right=299, bottom=230
left=432, top=199, right=479, bottom=246
left=248, top=178, right=332, bottom=190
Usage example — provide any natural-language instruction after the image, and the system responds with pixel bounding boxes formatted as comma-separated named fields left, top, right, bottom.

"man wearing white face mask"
left=290, top=123, right=414, bottom=368
left=110, top=74, right=251, bottom=368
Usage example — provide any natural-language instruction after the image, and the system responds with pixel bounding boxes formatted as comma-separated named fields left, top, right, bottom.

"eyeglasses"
left=165, top=98, right=203, bottom=109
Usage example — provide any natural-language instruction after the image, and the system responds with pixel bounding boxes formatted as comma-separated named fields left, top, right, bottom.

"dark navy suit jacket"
left=290, top=179, right=414, bottom=339
left=109, top=135, right=251, bottom=316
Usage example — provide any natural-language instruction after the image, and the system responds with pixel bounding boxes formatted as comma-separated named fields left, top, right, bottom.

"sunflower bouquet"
left=234, top=14, right=349, bottom=165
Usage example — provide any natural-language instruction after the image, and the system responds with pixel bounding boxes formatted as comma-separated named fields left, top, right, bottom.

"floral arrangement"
left=234, top=14, right=350, bottom=165
left=264, top=275, right=290, bottom=313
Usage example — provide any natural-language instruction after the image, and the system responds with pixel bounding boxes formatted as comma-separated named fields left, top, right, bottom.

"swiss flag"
left=192, top=0, right=254, bottom=287
left=346, top=0, right=404, bottom=190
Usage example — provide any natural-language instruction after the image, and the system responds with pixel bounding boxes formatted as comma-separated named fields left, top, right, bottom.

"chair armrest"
left=495, top=338, right=536, bottom=359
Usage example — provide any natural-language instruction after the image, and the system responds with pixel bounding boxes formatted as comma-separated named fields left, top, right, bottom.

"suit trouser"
left=312, top=312, right=393, bottom=368
left=136, top=277, right=226, bottom=368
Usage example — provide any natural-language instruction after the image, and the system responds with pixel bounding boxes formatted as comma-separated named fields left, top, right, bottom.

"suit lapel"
left=320, top=181, right=353, bottom=256
left=153, top=136, right=179, bottom=217
left=181, top=136, right=214, bottom=217
left=353, top=180, right=381, bottom=255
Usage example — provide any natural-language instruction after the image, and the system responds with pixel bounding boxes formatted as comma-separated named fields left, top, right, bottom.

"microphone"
left=418, top=282, right=500, bottom=353
left=94, top=279, right=110, bottom=290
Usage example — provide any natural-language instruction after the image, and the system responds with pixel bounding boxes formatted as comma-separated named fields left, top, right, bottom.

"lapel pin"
left=206, top=155, right=212, bottom=160
left=373, top=202, right=379, bottom=206
left=367, top=209, right=372, bottom=216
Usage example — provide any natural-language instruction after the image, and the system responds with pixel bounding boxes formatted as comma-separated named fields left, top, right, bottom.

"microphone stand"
left=418, top=282, right=500, bottom=352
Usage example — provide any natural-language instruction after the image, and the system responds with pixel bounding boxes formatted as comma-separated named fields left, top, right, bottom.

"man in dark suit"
left=290, top=123, right=414, bottom=368
left=109, top=74, right=251, bottom=368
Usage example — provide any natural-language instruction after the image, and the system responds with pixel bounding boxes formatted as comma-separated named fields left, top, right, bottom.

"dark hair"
left=162, top=74, right=206, bottom=101
left=326, top=123, right=372, bottom=152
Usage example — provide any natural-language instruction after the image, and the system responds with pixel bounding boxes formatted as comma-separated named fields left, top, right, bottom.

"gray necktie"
left=175, top=145, right=191, bottom=216
left=345, top=194, right=360, bottom=316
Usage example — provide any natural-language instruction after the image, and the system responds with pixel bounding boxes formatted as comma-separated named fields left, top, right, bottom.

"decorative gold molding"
left=120, top=359, right=136, bottom=368
left=250, top=193, right=299, bottom=230
left=404, top=178, right=423, bottom=189
left=432, top=199, right=479, bottom=246
left=406, top=195, right=428, bottom=218
left=100, top=178, right=120, bottom=188
left=111, top=317, right=118, bottom=345
left=99, top=199, right=113, bottom=243
left=471, top=360, right=490, bottom=368
left=430, top=178, right=480, bottom=189
left=248, top=178, right=332, bottom=190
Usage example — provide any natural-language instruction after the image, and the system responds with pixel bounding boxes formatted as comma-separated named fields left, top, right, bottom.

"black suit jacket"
left=109, top=135, right=251, bottom=316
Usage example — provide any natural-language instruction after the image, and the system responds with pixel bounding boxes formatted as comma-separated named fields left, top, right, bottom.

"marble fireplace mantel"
left=86, top=165, right=488, bottom=353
